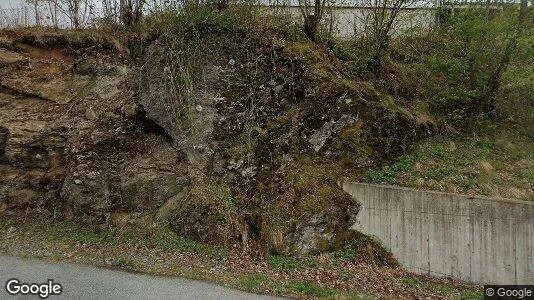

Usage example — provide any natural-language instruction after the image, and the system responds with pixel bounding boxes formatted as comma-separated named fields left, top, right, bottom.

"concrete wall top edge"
left=341, top=182, right=534, bottom=207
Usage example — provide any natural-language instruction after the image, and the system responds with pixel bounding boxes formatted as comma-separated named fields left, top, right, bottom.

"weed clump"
left=170, top=181, right=239, bottom=246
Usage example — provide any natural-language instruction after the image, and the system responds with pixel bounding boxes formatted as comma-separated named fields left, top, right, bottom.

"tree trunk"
left=52, top=1, right=59, bottom=28
left=479, top=0, right=526, bottom=118
left=33, top=0, right=40, bottom=26
left=300, top=0, right=326, bottom=42
left=480, top=29, right=518, bottom=118
left=70, top=0, right=81, bottom=29
left=519, top=0, right=527, bottom=29
left=373, top=33, right=389, bottom=77
left=304, top=14, right=319, bottom=41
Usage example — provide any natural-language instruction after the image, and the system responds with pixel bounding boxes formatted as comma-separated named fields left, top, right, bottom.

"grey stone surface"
left=138, top=42, right=222, bottom=182
left=342, top=182, right=534, bottom=285
left=283, top=206, right=353, bottom=255
left=307, top=114, right=356, bottom=153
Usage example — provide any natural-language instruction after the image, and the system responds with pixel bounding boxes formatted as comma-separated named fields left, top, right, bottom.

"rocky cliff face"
left=134, top=32, right=424, bottom=256
left=0, top=30, right=424, bottom=259
left=0, top=32, right=188, bottom=225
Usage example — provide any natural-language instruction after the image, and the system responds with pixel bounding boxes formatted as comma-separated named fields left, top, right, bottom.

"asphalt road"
left=0, top=255, right=279, bottom=299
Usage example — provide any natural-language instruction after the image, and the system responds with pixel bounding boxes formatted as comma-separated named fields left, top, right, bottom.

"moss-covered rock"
left=169, top=181, right=239, bottom=245
left=136, top=18, right=428, bottom=261
left=331, top=230, right=399, bottom=267
left=260, top=157, right=358, bottom=255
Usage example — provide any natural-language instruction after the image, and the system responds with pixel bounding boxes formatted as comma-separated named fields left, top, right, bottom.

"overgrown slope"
left=0, top=4, right=532, bottom=281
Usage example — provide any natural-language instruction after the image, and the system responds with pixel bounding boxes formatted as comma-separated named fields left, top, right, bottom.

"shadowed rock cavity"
left=0, top=126, right=8, bottom=157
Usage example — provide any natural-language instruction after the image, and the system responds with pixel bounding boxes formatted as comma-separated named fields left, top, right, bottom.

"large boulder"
left=283, top=205, right=358, bottom=255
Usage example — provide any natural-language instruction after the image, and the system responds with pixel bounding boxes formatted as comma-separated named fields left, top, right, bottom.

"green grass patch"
left=424, top=166, right=457, bottom=180
left=454, top=176, right=477, bottom=191
left=331, top=247, right=358, bottom=262
left=401, top=275, right=483, bottom=300
left=0, top=215, right=481, bottom=300
left=285, top=281, right=334, bottom=297
left=524, top=170, right=534, bottom=181
left=235, top=275, right=361, bottom=299
left=365, top=168, right=397, bottom=183
left=267, top=255, right=316, bottom=270
left=365, top=154, right=417, bottom=183
left=45, top=221, right=118, bottom=245
left=115, top=257, right=135, bottom=269
left=239, top=274, right=272, bottom=291
left=283, top=281, right=360, bottom=299
left=149, top=226, right=226, bottom=259
left=26, top=217, right=227, bottom=260
left=364, top=129, right=533, bottom=200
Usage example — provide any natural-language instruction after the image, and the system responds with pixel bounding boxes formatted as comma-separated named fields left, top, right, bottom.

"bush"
left=426, top=7, right=520, bottom=120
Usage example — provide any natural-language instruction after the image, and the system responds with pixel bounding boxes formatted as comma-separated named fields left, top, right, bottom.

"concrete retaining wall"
left=342, top=182, right=534, bottom=284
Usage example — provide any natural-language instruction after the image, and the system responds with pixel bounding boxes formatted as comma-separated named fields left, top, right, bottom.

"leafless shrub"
left=298, top=0, right=328, bottom=41
left=24, top=0, right=41, bottom=26
left=119, top=0, right=145, bottom=25
left=47, top=0, right=94, bottom=29
left=354, top=0, right=432, bottom=75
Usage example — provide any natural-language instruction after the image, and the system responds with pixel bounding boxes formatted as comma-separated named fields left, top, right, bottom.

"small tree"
left=119, top=0, right=145, bottom=26
left=25, top=0, right=41, bottom=26
left=365, top=0, right=422, bottom=76
left=480, top=2, right=528, bottom=118
left=45, top=0, right=60, bottom=28
left=51, top=0, right=93, bottom=29
left=101, top=0, right=119, bottom=26
left=298, top=0, right=328, bottom=41
left=519, top=0, right=527, bottom=28
left=428, top=6, right=523, bottom=119
left=67, top=0, right=82, bottom=28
